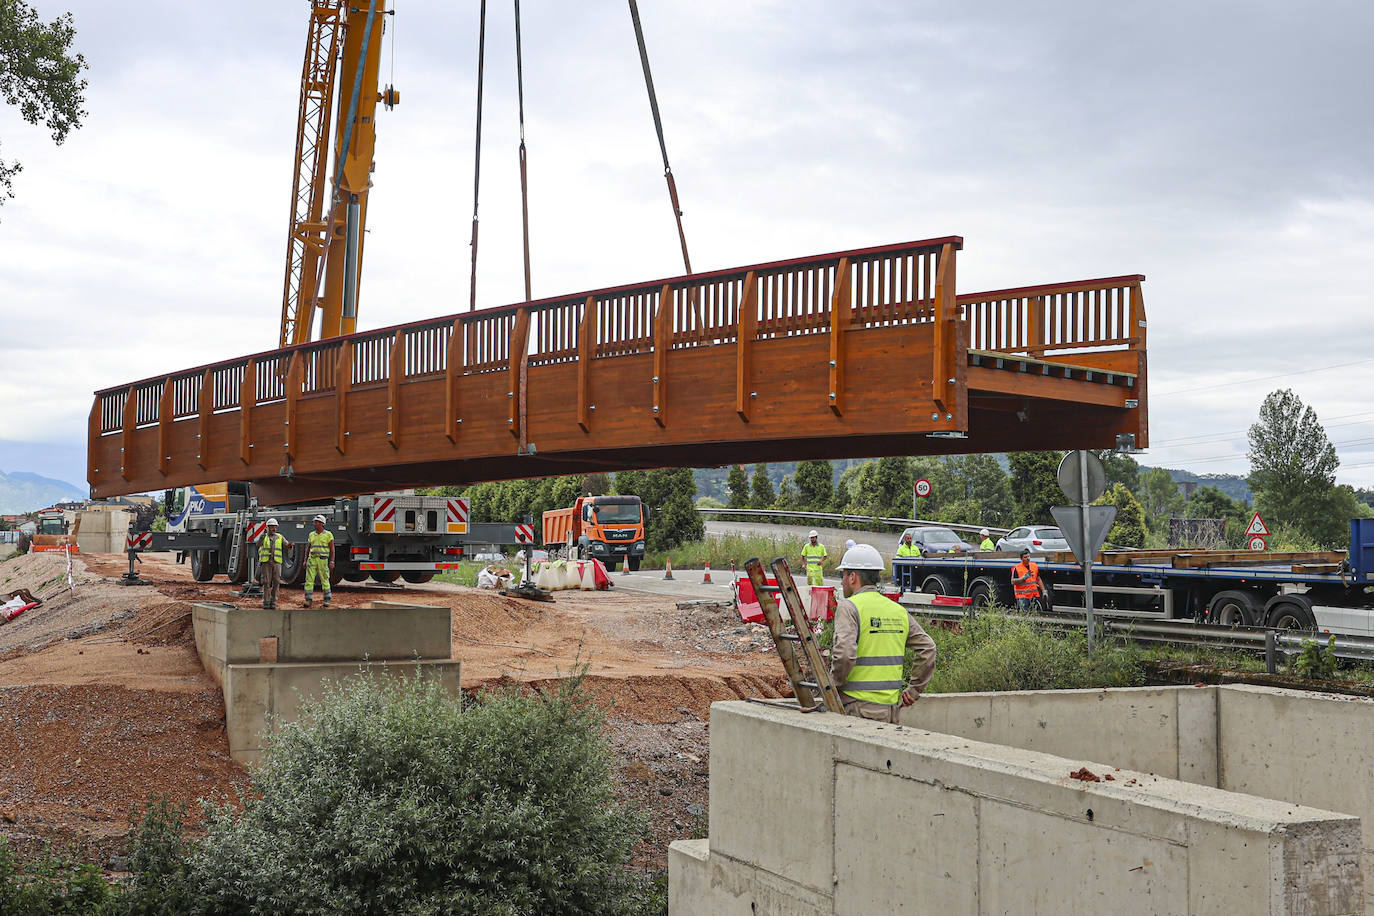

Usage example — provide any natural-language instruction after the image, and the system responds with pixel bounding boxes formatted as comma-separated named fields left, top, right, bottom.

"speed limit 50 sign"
left=914, top=479, right=932, bottom=498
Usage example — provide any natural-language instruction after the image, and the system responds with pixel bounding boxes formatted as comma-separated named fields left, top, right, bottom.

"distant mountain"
left=0, top=470, right=87, bottom=515
left=1145, top=467, right=1253, bottom=505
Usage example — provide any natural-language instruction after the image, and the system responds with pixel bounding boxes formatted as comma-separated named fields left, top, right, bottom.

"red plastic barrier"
left=734, top=576, right=777, bottom=623
left=1, top=601, right=37, bottom=623
left=808, top=586, right=836, bottom=621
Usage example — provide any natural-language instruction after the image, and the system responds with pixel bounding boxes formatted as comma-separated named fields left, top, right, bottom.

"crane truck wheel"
left=921, top=574, right=954, bottom=596
left=370, top=571, right=401, bottom=584
left=1209, top=590, right=1262, bottom=627
left=401, top=571, right=435, bottom=584
left=344, top=572, right=369, bottom=582
left=281, top=544, right=307, bottom=586
left=1265, top=595, right=1318, bottom=631
left=191, top=550, right=218, bottom=582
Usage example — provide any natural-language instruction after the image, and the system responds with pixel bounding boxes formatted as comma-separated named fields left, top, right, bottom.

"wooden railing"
left=958, top=275, right=1146, bottom=357
left=92, top=241, right=1145, bottom=444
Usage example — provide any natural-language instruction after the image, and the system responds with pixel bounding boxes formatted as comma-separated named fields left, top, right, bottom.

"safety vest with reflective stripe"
left=308, top=529, right=334, bottom=559
left=257, top=532, right=285, bottom=564
left=841, top=590, right=908, bottom=706
left=802, top=543, right=827, bottom=567
left=1012, top=560, right=1041, bottom=598
left=896, top=542, right=920, bottom=557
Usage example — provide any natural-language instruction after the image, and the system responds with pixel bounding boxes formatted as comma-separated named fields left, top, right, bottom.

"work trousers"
left=806, top=565, right=825, bottom=586
left=260, top=561, right=280, bottom=608
left=841, top=695, right=901, bottom=723
left=304, top=557, right=331, bottom=600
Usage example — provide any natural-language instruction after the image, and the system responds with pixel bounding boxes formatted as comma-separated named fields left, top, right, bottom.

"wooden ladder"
left=743, top=556, right=845, bottom=713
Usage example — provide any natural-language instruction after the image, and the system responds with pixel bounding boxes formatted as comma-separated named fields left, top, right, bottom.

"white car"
left=996, top=525, right=1069, bottom=553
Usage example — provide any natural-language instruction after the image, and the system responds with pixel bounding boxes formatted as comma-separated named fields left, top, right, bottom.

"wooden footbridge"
left=88, top=237, right=1147, bottom=504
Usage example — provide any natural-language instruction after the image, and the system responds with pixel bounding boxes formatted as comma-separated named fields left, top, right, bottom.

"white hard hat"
left=313, top=514, right=327, bottom=524
left=838, top=543, right=884, bottom=571
left=980, top=528, right=990, bottom=537
left=808, top=530, right=819, bottom=538
left=266, top=518, right=279, bottom=527
left=844, top=539, right=856, bottom=549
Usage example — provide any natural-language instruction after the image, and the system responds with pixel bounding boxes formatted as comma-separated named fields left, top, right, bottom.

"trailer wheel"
left=191, top=550, right=217, bottom=582
left=921, top=574, right=954, bottom=596
left=370, top=571, right=401, bottom=584
left=281, top=544, right=307, bottom=586
left=1209, top=590, right=1261, bottom=627
left=1266, top=595, right=1317, bottom=631
left=967, top=576, right=1009, bottom=610
left=402, top=571, right=436, bottom=584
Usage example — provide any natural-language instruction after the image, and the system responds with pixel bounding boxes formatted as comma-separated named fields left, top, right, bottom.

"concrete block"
left=224, top=658, right=461, bottom=764
left=668, top=840, right=829, bottom=916
left=1176, top=685, right=1218, bottom=786
left=834, top=763, right=977, bottom=916
left=707, top=701, right=836, bottom=893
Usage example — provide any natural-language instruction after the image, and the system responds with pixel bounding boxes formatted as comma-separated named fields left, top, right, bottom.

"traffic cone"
left=702, top=562, right=713, bottom=584
left=621, top=558, right=631, bottom=576
left=663, top=557, right=674, bottom=580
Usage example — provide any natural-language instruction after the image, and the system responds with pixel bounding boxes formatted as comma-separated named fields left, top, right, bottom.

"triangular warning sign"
left=1245, top=512, right=1270, bottom=537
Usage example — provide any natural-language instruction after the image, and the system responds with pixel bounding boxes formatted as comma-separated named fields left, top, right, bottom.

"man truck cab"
left=543, top=495, right=648, bottom=571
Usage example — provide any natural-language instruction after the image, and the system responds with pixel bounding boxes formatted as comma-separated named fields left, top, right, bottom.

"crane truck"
left=892, top=518, right=1374, bottom=636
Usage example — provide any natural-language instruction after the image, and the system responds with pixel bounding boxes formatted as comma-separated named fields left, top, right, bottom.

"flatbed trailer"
left=892, top=519, right=1374, bottom=636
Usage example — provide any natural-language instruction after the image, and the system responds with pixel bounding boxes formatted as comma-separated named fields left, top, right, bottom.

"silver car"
left=896, top=526, right=976, bottom=555
left=996, top=525, right=1069, bottom=553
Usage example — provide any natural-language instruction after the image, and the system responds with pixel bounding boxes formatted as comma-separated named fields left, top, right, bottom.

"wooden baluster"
left=388, top=333, right=404, bottom=449
left=735, top=271, right=758, bottom=422
left=509, top=309, right=531, bottom=443
left=829, top=257, right=852, bottom=417
left=1029, top=295, right=1045, bottom=357
left=653, top=284, right=671, bottom=427
left=578, top=296, right=596, bottom=432
left=156, top=381, right=173, bottom=476
left=284, top=351, right=303, bottom=463
left=932, top=244, right=957, bottom=415
left=239, top=360, right=256, bottom=466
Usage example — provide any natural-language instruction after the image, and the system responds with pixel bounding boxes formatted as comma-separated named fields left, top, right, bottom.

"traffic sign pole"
left=1080, top=450, right=1095, bottom=648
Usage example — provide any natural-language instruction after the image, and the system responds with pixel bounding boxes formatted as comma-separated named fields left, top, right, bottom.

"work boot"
left=303, top=598, right=313, bottom=607
left=323, top=595, right=331, bottom=607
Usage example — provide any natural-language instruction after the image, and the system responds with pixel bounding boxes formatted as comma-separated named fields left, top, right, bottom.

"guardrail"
left=697, top=507, right=1009, bottom=538
left=902, top=601, right=1374, bottom=667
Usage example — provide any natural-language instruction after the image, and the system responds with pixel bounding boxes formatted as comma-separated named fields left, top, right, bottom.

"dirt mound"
left=0, top=683, right=246, bottom=861
left=0, top=552, right=152, bottom=657
left=450, top=592, right=547, bottom=645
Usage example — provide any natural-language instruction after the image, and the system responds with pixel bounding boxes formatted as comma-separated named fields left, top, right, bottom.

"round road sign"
left=914, top=478, right=932, bottom=498
left=1056, top=450, right=1107, bottom=504
left=1248, top=535, right=1267, bottom=551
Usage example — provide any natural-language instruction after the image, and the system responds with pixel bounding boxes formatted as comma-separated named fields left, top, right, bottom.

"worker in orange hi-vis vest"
left=1011, top=548, right=1045, bottom=612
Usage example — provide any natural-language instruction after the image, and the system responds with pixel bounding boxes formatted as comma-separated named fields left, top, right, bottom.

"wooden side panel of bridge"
left=88, top=237, right=1148, bottom=504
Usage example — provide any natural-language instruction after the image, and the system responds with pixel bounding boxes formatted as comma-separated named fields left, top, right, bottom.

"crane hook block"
left=383, top=86, right=400, bottom=110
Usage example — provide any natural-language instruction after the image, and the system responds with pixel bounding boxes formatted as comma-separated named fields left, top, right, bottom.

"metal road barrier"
left=697, top=507, right=1009, bottom=539
left=897, top=599, right=1374, bottom=670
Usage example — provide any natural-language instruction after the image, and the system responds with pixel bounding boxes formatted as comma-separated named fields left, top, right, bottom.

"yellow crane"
left=278, top=0, right=397, bottom=348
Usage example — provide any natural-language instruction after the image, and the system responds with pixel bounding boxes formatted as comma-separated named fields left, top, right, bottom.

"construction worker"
left=979, top=528, right=995, bottom=551
left=830, top=543, right=936, bottom=723
left=303, top=514, right=335, bottom=607
left=257, top=518, right=287, bottom=610
left=801, top=530, right=828, bottom=587
left=896, top=532, right=920, bottom=557
left=1011, top=548, right=1044, bottom=612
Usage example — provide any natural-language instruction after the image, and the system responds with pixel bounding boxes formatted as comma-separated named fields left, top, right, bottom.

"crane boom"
left=279, top=0, right=394, bottom=348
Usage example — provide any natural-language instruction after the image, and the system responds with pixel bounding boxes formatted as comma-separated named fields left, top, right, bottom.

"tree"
left=1138, top=467, right=1184, bottom=534
left=726, top=464, right=750, bottom=510
left=581, top=472, right=611, bottom=496
left=1095, top=483, right=1146, bottom=548
left=1092, top=450, right=1140, bottom=492
left=775, top=475, right=798, bottom=510
left=1247, top=389, right=1343, bottom=546
left=936, top=455, right=1012, bottom=527
left=750, top=463, right=774, bottom=509
left=793, top=460, right=833, bottom=511
left=1007, top=451, right=1063, bottom=524
left=616, top=467, right=702, bottom=551
left=1186, top=485, right=1247, bottom=547
left=1, top=1, right=88, bottom=210
left=847, top=456, right=913, bottom=518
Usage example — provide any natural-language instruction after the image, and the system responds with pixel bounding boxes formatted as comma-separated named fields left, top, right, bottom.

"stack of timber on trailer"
left=893, top=518, right=1374, bottom=636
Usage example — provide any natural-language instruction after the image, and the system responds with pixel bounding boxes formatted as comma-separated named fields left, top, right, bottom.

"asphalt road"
left=703, top=519, right=904, bottom=563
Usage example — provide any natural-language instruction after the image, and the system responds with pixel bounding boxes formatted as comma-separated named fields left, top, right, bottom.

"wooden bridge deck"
left=88, top=237, right=1148, bottom=504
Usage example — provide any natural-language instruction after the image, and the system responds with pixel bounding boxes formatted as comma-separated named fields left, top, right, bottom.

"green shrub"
left=924, top=611, right=1144, bottom=693
left=1292, top=634, right=1338, bottom=680
left=190, top=671, right=651, bottom=915
left=109, top=799, right=200, bottom=916
left=0, top=839, right=114, bottom=915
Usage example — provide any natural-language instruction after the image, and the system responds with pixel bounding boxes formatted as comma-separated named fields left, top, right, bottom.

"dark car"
left=896, top=526, right=976, bottom=555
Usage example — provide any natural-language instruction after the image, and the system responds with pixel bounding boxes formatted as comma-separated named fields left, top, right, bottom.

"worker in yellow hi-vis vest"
left=303, top=514, right=335, bottom=607
left=257, top=518, right=287, bottom=610
left=830, top=543, right=937, bottom=722
left=801, top=530, right=828, bottom=587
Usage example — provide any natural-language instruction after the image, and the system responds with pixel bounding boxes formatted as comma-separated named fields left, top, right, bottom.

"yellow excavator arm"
left=279, top=0, right=396, bottom=348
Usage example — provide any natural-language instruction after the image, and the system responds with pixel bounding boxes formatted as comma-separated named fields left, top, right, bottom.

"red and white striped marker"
left=126, top=532, right=152, bottom=550
left=445, top=497, right=470, bottom=533
left=514, top=524, right=535, bottom=544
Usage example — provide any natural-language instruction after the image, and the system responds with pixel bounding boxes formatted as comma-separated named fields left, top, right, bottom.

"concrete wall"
left=225, top=659, right=461, bottom=766
left=899, top=685, right=1218, bottom=785
left=192, top=602, right=451, bottom=687
left=75, top=508, right=131, bottom=554
left=901, top=684, right=1374, bottom=914
left=671, top=701, right=1363, bottom=915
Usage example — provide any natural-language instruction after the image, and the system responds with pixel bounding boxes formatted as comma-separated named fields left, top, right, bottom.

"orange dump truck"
left=542, top=495, right=647, bottom=572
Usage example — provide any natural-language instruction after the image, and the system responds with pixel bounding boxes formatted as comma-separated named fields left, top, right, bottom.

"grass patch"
left=434, top=560, right=487, bottom=588
left=646, top=533, right=811, bottom=573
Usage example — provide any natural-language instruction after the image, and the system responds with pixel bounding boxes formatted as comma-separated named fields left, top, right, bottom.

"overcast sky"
left=2, top=0, right=1372, bottom=492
